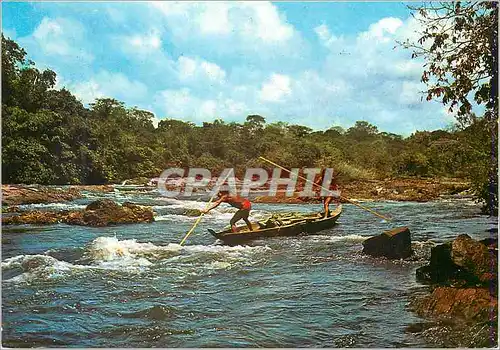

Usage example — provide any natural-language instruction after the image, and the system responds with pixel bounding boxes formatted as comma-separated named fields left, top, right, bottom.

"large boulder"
left=68, top=200, right=154, bottom=226
left=416, top=235, right=497, bottom=288
left=416, top=242, right=475, bottom=286
left=451, top=234, right=497, bottom=284
left=362, top=226, right=412, bottom=259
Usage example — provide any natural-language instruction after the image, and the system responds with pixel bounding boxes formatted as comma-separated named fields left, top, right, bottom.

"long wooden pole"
left=179, top=193, right=218, bottom=246
left=179, top=171, right=232, bottom=245
left=258, top=156, right=392, bottom=221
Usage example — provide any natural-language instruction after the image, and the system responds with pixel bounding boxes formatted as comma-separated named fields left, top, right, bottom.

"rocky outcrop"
left=416, top=287, right=497, bottom=321
left=2, top=185, right=81, bottom=206
left=67, top=200, right=154, bottom=226
left=69, top=185, right=114, bottom=193
left=411, top=235, right=498, bottom=347
left=2, top=206, right=21, bottom=213
left=2, top=210, right=68, bottom=225
left=2, top=200, right=154, bottom=226
left=416, top=234, right=497, bottom=289
left=362, top=226, right=412, bottom=259
left=451, top=234, right=497, bottom=284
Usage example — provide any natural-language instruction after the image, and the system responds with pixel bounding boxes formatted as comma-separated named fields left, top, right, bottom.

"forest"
left=1, top=34, right=497, bottom=214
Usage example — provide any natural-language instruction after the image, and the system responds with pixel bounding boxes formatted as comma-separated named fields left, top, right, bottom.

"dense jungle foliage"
left=1, top=31, right=497, bottom=214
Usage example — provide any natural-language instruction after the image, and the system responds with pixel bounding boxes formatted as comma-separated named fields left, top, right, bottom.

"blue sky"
left=3, top=1, right=456, bottom=135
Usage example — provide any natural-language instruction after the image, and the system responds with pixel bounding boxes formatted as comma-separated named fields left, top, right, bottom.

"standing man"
left=202, top=191, right=253, bottom=232
left=313, top=169, right=340, bottom=218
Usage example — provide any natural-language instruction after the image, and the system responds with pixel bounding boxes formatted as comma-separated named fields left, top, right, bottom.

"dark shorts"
left=230, top=209, right=250, bottom=225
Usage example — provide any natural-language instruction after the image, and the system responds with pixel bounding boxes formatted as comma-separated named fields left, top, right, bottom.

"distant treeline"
left=1, top=36, right=496, bottom=212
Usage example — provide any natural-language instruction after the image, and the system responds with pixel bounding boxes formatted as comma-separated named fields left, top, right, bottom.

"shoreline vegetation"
left=1, top=3, right=497, bottom=347
left=2, top=177, right=471, bottom=208
left=2, top=34, right=496, bottom=215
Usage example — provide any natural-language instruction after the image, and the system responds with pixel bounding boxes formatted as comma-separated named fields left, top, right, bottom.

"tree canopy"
left=400, top=1, right=498, bottom=215
left=1, top=34, right=496, bottom=213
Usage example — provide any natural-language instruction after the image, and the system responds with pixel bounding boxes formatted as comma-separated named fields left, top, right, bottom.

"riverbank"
left=1, top=184, right=115, bottom=207
left=1, top=178, right=470, bottom=208
left=253, top=177, right=471, bottom=203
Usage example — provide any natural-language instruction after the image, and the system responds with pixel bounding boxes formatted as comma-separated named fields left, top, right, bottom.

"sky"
left=2, top=1, right=457, bottom=136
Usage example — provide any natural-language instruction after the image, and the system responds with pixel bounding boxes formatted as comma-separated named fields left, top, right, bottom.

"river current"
left=2, top=186, right=497, bottom=347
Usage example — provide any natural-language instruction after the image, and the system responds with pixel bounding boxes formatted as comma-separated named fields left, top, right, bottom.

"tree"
left=401, top=1, right=498, bottom=214
left=401, top=2, right=497, bottom=124
left=346, top=121, right=379, bottom=140
left=2, top=35, right=57, bottom=113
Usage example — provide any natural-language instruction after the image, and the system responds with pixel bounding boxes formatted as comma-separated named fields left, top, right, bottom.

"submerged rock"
left=183, top=208, right=203, bottom=217
left=362, top=226, right=412, bottom=259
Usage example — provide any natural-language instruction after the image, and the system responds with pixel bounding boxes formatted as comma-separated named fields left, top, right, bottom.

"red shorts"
left=241, top=199, right=251, bottom=210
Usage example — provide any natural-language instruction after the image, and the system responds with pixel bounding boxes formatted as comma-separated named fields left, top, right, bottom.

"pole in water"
left=258, top=156, right=392, bottom=221
left=179, top=171, right=233, bottom=246
left=179, top=199, right=213, bottom=246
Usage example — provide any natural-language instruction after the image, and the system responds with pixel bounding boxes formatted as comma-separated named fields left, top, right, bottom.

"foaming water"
left=2, top=194, right=497, bottom=348
left=18, top=202, right=87, bottom=211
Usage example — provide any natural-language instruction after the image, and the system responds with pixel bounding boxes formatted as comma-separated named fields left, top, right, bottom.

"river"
left=2, top=186, right=497, bottom=347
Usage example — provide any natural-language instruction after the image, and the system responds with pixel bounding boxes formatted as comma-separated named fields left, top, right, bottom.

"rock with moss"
left=3, top=200, right=154, bottom=226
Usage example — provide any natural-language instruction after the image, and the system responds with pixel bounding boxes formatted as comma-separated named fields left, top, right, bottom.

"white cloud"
left=314, top=23, right=340, bottom=48
left=151, top=2, right=296, bottom=47
left=177, top=56, right=226, bottom=84
left=239, top=2, right=294, bottom=43
left=178, top=56, right=197, bottom=78
left=154, top=88, right=250, bottom=122
left=68, top=71, right=148, bottom=105
left=72, top=80, right=103, bottom=103
left=126, top=31, right=162, bottom=51
left=359, top=17, right=403, bottom=43
left=393, top=15, right=424, bottom=44
left=399, top=81, right=425, bottom=105
left=200, top=100, right=217, bottom=117
left=29, top=17, right=93, bottom=61
left=198, top=3, right=231, bottom=35
left=259, top=74, right=292, bottom=102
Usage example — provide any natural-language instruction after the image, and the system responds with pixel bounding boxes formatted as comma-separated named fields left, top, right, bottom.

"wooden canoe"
left=208, top=205, right=342, bottom=245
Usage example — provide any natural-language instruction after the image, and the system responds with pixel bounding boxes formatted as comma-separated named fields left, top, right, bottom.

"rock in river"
left=2, top=200, right=154, bottom=227
left=67, top=200, right=154, bottom=226
left=411, top=234, right=498, bottom=347
left=362, top=226, right=412, bottom=259
left=416, top=234, right=497, bottom=288
left=415, top=286, right=497, bottom=322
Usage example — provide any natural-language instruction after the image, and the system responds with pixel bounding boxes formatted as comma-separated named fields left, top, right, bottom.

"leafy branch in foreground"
left=400, top=1, right=498, bottom=215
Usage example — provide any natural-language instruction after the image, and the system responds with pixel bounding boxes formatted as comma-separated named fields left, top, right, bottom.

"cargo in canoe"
left=208, top=205, right=342, bottom=245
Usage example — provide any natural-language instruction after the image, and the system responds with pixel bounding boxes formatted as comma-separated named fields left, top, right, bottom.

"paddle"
left=179, top=171, right=232, bottom=246
left=258, top=156, right=392, bottom=222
